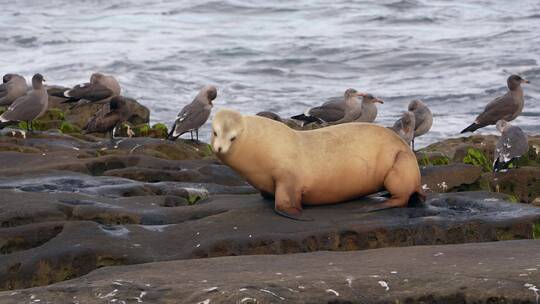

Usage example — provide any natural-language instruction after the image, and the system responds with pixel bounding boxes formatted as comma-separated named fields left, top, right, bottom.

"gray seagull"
left=353, top=93, right=384, bottom=123
left=461, top=75, right=529, bottom=133
left=389, top=111, right=416, bottom=146
left=83, top=96, right=133, bottom=145
left=168, top=85, right=217, bottom=141
left=407, top=99, right=433, bottom=150
left=0, top=74, right=29, bottom=106
left=57, top=72, right=121, bottom=105
left=493, top=120, right=529, bottom=172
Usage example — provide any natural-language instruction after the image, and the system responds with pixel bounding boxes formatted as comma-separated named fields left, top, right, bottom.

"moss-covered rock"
left=151, top=123, right=169, bottom=138
left=115, top=123, right=169, bottom=139
left=416, top=151, right=451, bottom=167
left=419, top=134, right=540, bottom=168
left=479, top=167, right=540, bottom=204
left=46, top=95, right=150, bottom=130
left=59, top=121, right=81, bottom=134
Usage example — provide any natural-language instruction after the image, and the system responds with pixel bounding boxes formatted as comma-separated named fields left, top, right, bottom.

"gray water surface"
left=1, top=0, right=539, bottom=147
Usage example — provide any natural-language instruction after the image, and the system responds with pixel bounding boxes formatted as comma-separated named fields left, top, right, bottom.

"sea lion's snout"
left=212, top=143, right=223, bottom=154
left=211, top=136, right=230, bottom=154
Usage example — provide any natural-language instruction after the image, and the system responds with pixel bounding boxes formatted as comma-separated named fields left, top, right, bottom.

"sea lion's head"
left=211, top=109, right=244, bottom=155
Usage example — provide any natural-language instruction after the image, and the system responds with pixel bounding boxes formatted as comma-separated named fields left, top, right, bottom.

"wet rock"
left=0, top=133, right=217, bottom=176
left=421, top=134, right=540, bottom=166
left=0, top=170, right=253, bottom=198
left=0, top=190, right=539, bottom=290
left=420, top=164, right=482, bottom=193
left=480, top=167, right=540, bottom=204
left=44, top=94, right=150, bottom=130
left=1, top=239, right=540, bottom=303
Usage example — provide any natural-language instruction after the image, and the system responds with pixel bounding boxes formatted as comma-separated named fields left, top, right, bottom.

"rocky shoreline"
left=0, top=94, right=539, bottom=303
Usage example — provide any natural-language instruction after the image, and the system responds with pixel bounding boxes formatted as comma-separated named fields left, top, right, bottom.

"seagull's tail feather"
left=291, top=113, right=323, bottom=124
left=460, top=122, right=480, bottom=134
left=408, top=188, right=427, bottom=207
left=493, top=158, right=510, bottom=172
left=167, top=123, right=178, bottom=140
left=0, top=121, right=17, bottom=130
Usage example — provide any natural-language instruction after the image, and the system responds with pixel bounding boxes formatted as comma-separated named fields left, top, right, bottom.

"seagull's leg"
left=411, top=137, right=416, bottom=151
left=109, top=130, right=116, bottom=147
left=189, top=130, right=194, bottom=141
left=512, top=158, right=520, bottom=169
left=195, top=129, right=199, bottom=142
left=27, top=121, right=32, bottom=132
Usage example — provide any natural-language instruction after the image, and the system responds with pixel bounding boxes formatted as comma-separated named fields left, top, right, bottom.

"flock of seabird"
left=0, top=74, right=48, bottom=131
left=0, top=72, right=532, bottom=171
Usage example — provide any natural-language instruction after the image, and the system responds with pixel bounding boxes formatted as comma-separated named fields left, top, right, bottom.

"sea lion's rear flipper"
left=274, top=208, right=313, bottom=221
left=361, top=202, right=405, bottom=213
left=408, top=190, right=427, bottom=207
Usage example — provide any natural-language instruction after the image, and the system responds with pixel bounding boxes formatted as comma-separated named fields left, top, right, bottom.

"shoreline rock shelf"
left=0, top=130, right=539, bottom=302
left=1, top=190, right=540, bottom=291
left=1, top=239, right=539, bottom=303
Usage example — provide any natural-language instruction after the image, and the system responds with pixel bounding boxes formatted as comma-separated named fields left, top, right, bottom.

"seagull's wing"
left=84, top=105, right=120, bottom=133
left=64, top=82, right=114, bottom=102
left=476, top=93, right=518, bottom=126
left=505, top=126, right=529, bottom=159
left=1, top=93, right=41, bottom=122
left=172, top=102, right=211, bottom=137
left=0, top=83, right=7, bottom=98
left=308, top=100, right=345, bottom=122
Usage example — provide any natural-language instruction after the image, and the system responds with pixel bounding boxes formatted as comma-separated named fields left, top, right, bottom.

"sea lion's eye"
left=230, top=136, right=236, bottom=142
left=213, top=131, right=217, bottom=137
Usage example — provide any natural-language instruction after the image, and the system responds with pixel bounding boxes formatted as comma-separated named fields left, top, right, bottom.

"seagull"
left=168, top=85, right=217, bottom=141
left=389, top=111, right=416, bottom=146
left=0, top=73, right=29, bottom=106
left=461, top=75, right=529, bottom=133
left=57, top=72, right=121, bottom=107
left=407, top=99, right=433, bottom=150
left=83, top=96, right=133, bottom=146
left=493, top=120, right=528, bottom=172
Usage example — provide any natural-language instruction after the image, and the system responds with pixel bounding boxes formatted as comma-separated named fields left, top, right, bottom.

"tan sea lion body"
left=212, top=109, right=424, bottom=219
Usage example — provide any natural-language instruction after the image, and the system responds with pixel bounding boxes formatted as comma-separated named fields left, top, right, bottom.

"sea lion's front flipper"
left=274, top=208, right=313, bottom=221
left=274, top=179, right=312, bottom=221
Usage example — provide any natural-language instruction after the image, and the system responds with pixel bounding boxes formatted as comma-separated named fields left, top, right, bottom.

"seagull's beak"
left=522, top=78, right=530, bottom=84
left=356, top=92, right=367, bottom=97
left=374, top=97, right=384, bottom=104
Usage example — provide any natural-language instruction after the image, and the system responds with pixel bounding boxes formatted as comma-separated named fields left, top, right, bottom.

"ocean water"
left=1, top=0, right=539, bottom=147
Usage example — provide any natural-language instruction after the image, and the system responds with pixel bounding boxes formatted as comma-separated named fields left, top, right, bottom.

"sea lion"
left=211, top=108, right=425, bottom=220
